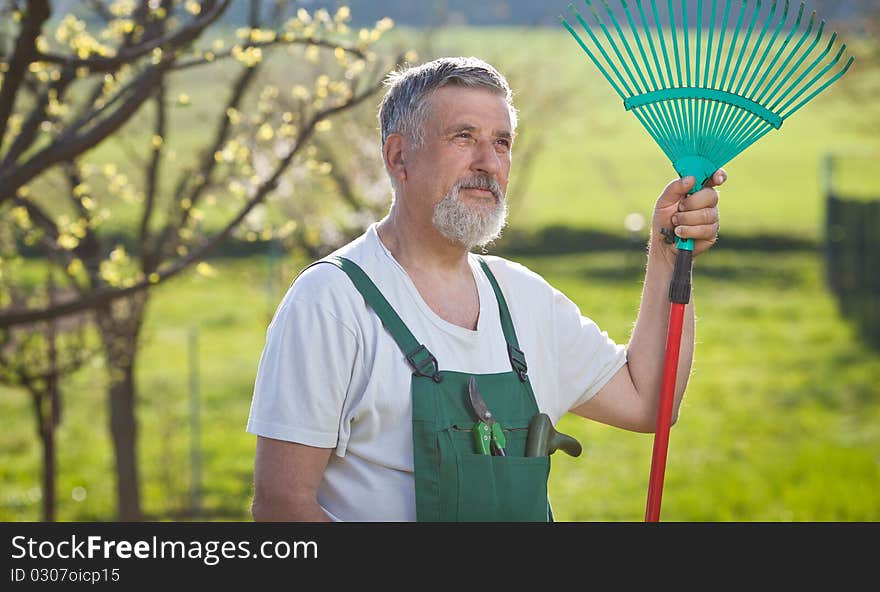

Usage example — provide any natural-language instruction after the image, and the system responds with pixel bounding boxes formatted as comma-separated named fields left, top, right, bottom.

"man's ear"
left=383, top=133, right=406, bottom=184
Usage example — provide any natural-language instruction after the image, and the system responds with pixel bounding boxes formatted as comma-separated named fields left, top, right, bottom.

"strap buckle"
left=406, top=344, right=442, bottom=383
left=507, top=343, right=528, bottom=382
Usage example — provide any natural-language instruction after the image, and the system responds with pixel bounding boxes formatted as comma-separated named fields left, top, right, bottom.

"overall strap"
left=319, top=256, right=442, bottom=383
left=476, top=257, right=529, bottom=382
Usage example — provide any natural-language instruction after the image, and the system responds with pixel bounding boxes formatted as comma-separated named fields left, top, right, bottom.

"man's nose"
left=470, top=138, right=503, bottom=177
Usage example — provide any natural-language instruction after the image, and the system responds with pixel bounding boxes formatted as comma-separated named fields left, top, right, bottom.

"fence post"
left=866, top=202, right=880, bottom=348
left=189, top=325, right=202, bottom=519
left=823, top=152, right=835, bottom=197
left=824, top=153, right=837, bottom=294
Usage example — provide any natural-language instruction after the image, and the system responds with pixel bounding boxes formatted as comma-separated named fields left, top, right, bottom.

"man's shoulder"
left=288, top=260, right=354, bottom=299
left=475, top=254, right=560, bottom=312
left=282, top=230, right=375, bottom=306
left=477, top=254, right=552, bottom=291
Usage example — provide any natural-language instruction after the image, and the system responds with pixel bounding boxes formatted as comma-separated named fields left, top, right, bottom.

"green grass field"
left=2, top=248, right=879, bottom=521
left=2, top=25, right=878, bottom=522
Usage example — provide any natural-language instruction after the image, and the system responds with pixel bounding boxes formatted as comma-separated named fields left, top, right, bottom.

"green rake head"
left=561, top=0, right=855, bottom=193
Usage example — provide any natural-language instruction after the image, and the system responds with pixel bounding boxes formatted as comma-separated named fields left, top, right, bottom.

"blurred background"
left=0, top=0, right=877, bottom=522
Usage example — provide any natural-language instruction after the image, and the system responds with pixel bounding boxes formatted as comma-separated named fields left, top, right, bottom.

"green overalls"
left=322, top=255, right=553, bottom=522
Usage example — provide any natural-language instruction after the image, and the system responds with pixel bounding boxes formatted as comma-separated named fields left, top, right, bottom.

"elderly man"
left=247, top=56, right=722, bottom=522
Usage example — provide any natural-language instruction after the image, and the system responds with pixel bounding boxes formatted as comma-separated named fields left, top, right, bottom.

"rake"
left=560, top=0, right=854, bottom=521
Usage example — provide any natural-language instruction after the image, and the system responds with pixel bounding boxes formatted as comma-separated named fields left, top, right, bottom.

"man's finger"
left=656, top=175, right=696, bottom=209
left=671, top=207, right=719, bottom=228
left=702, top=168, right=728, bottom=189
left=674, top=221, right=720, bottom=241
left=678, top=187, right=719, bottom=212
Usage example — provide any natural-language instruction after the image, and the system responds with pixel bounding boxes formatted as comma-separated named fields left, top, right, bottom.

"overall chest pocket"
left=439, top=424, right=551, bottom=522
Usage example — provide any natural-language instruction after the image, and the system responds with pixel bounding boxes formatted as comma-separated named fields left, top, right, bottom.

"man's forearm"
left=625, top=236, right=695, bottom=424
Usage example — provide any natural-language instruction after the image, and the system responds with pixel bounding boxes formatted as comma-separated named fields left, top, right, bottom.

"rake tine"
left=682, top=0, right=696, bottom=155
left=599, top=0, right=680, bottom=154
left=650, top=0, right=689, bottom=154
left=624, top=1, right=683, bottom=155
left=718, top=0, right=749, bottom=92
left=763, top=16, right=826, bottom=109
left=780, top=54, right=854, bottom=119
left=622, top=0, right=662, bottom=92
left=564, top=4, right=679, bottom=160
left=568, top=4, right=633, bottom=97
left=712, top=0, right=789, bottom=157
left=756, top=4, right=824, bottom=103
left=597, top=0, right=681, bottom=155
left=741, top=0, right=792, bottom=102
left=705, top=0, right=752, bottom=161
left=697, top=0, right=720, bottom=157
left=732, top=0, right=780, bottom=98
left=770, top=31, right=842, bottom=113
left=702, top=0, right=734, bottom=163
left=590, top=0, right=647, bottom=95
left=713, top=1, right=769, bottom=156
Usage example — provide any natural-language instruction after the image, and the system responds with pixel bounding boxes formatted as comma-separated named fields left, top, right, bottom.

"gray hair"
left=378, top=56, right=517, bottom=149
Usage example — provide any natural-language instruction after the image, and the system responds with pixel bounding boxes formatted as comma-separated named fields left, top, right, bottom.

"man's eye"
left=496, top=138, right=511, bottom=148
left=456, top=132, right=472, bottom=139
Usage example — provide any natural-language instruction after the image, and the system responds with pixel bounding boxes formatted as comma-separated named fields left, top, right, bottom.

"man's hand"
left=652, top=170, right=725, bottom=263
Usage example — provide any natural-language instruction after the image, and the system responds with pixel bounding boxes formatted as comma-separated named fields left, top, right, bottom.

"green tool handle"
left=474, top=422, right=491, bottom=455
left=525, top=413, right=582, bottom=458
left=473, top=422, right=508, bottom=456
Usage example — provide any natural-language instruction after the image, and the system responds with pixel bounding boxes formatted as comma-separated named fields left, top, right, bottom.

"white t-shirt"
left=247, top=224, right=627, bottom=521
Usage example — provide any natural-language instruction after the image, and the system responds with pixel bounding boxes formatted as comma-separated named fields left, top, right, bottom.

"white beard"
left=432, top=175, right=508, bottom=250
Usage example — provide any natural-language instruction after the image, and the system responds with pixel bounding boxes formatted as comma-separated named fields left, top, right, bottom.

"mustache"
left=451, top=174, right=504, bottom=202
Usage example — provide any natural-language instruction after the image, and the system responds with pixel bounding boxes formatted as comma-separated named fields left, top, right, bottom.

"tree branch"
left=0, top=61, right=167, bottom=204
left=153, top=0, right=274, bottom=260
left=58, top=162, right=100, bottom=295
left=311, top=135, right=368, bottom=212
left=0, top=0, right=51, bottom=148
left=0, top=1, right=232, bottom=201
left=171, top=36, right=369, bottom=70
left=1, top=67, right=75, bottom=167
left=11, top=195, right=60, bottom=243
left=32, top=0, right=231, bottom=74
left=151, top=61, right=260, bottom=265
left=140, top=83, right=166, bottom=273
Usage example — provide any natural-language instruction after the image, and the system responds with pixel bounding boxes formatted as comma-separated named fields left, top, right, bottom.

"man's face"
left=400, top=85, right=514, bottom=249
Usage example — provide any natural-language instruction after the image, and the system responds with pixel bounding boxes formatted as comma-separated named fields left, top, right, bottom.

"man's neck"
left=376, top=210, right=481, bottom=330
left=376, top=209, right=471, bottom=277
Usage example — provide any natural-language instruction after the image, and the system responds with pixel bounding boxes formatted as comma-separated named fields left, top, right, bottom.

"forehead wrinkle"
left=426, top=86, right=514, bottom=137
left=442, top=123, right=477, bottom=134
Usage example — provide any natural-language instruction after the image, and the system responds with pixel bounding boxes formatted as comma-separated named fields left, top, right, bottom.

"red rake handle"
left=645, top=301, right=686, bottom=522
left=645, top=243, right=693, bottom=522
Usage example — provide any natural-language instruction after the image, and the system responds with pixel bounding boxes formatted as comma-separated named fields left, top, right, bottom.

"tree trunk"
left=31, top=390, right=56, bottom=522
left=108, top=360, right=141, bottom=521
left=97, top=292, right=148, bottom=521
left=39, top=412, right=56, bottom=522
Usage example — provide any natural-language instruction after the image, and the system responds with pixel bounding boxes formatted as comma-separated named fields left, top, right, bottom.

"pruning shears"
left=467, top=376, right=507, bottom=456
